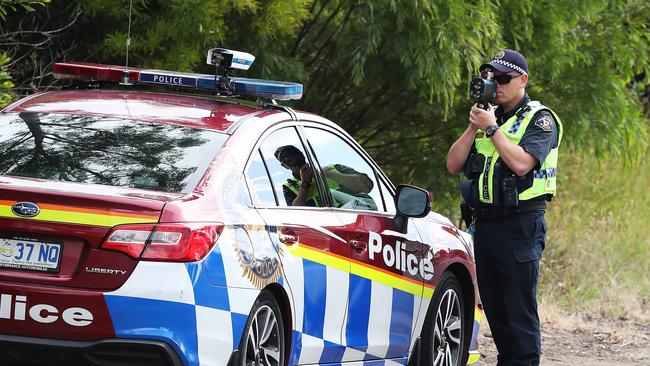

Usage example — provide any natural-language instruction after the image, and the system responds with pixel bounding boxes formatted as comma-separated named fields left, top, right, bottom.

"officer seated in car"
left=274, top=145, right=376, bottom=209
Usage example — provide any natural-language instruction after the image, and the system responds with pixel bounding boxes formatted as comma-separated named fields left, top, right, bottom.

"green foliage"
left=511, top=0, right=650, bottom=163
left=0, top=0, right=50, bottom=107
left=72, top=0, right=313, bottom=71
left=0, top=53, right=15, bottom=108
left=0, top=0, right=49, bottom=20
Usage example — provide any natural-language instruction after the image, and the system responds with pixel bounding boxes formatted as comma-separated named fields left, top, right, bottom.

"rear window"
left=0, top=112, right=228, bottom=193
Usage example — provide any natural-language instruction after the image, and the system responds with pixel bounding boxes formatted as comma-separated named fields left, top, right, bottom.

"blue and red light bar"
left=53, top=62, right=303, bottom=101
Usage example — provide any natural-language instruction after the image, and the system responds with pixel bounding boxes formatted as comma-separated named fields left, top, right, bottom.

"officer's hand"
left=300, top=164, right=313, bottom=183
left=469, top=104, right=497, bottom=131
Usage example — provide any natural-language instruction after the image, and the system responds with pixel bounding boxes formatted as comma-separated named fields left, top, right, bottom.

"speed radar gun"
left=469, top=65, right=496, bottom=110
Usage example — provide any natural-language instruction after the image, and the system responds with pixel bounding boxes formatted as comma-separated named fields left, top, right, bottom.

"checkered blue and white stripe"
left=103, top=231, right=430, bottom=365
left=507, top=116, right=525, bottom=134
left=103, top=230, right=264, bottom=366
left=282, top=257, right=430, bottom=365
left=507, top=102, right=545, bottom=136
left=104, top=258, right=251, bottom=365
left=534, top=168, right=556, bottom=179
left=490, top=58, right=527, bottom=75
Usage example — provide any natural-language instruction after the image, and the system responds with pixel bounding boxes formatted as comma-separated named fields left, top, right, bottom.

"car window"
left=259, top=127, right=323, bottom=207
left=379, top=178, right=396, bottom=213
left=245, top=149, right=277, bottom=206
left=0, top=112, right=227, bottom=193
left=303, top=127, right=382, bottom=212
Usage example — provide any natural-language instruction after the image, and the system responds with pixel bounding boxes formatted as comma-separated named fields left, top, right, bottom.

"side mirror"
left=393, top=184, right=431, bottom=232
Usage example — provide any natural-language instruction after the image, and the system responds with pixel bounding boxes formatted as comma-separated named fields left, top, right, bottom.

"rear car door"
left=244, top=125, right=350, bottom=364
left=301, top=125, right=429, bottom=362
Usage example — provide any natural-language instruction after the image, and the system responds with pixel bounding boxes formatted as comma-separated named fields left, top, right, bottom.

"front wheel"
left=239, top=291, right=285, bottom=366
left=421, top=272, right=467, bottom=366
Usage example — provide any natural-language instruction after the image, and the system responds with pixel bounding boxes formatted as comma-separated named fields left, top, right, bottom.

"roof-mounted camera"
left=206, top=48, right=255, bottom=96
left=206, top=48, right=255, bottom=71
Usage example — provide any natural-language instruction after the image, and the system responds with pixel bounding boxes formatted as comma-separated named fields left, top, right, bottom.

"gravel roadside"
left=472, top=313, right=650, bottom=365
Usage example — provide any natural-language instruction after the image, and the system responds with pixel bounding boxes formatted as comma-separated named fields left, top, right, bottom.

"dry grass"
left=540, top=149, right=650, bottom=321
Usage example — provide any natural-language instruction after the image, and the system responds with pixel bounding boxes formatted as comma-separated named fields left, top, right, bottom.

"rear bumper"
left=0, top=334, right=182, bottom=366
left=0, top=261, right=256, bottom=366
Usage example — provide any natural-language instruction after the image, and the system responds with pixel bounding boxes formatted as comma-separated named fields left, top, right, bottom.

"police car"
left=0, top=49, right=481, bottom=366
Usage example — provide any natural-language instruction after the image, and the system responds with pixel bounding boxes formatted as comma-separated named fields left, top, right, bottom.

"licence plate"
left=0, top=238, right=62, bottom=273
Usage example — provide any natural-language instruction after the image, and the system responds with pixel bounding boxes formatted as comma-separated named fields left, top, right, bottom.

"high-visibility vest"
left=474, top=101, right=563, bottom=204
left=284, top=178, right=321, bottom=206
left=283, top=166, right=343, bottom=206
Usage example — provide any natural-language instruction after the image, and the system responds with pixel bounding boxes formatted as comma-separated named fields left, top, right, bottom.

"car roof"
left=3, top=89, right=282, bottom=132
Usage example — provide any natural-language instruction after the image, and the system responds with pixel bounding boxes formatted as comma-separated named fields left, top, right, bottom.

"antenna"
left=120, top=0, right=134, bottom=85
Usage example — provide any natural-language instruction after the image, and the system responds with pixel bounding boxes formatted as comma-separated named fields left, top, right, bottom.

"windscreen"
left=0, top=112, right=228, bottom=193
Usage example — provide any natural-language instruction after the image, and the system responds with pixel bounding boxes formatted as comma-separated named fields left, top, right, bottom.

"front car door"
left=301, top=124, right=430, bottom=362
left=244, top=125, right=350, bottom=364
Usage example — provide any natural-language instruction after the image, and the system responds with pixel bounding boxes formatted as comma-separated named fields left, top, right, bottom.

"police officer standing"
left=447, top=49, right=562, bottom=366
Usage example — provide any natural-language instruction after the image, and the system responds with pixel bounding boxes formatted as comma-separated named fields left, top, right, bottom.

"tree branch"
left=290, top=0, right=325, bottom=57
left=304, top=2, right=347, bottom=67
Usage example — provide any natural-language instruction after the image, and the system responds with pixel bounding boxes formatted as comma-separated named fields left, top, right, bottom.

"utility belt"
left=460, top=200, right=546, bottom=227
left=472, top=200, right=546, bottom=222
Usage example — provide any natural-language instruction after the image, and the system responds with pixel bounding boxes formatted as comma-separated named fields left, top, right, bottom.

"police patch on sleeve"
left=534, top=115, right=554, bottom=132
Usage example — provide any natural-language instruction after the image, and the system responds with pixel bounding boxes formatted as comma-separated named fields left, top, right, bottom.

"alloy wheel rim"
left=244, top=305, right=281, bottom=366
left=432, top=288, right=462, bottom=366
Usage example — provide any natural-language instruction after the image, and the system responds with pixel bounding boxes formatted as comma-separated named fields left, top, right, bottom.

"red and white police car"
left=0, top=49, right=481, bottom=366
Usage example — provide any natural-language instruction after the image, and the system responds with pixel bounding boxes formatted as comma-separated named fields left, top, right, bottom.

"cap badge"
left=494, top=50, right=506, bottom=59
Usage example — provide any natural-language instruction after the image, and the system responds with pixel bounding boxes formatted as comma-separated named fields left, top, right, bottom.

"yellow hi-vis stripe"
left=0, top=202, right=158, bottom=227
left=467, top=306, right=484, bottom=364
left=286, top=243, right=350, bottom=273
left=286, top=242, right=435, bottom=298
left=467, top=352, right=481, bottom=364
left=474, top=306, right=483, bottom=322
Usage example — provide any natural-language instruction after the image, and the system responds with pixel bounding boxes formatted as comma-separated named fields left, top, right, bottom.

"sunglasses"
left=494, top=73, right=522, bottom=84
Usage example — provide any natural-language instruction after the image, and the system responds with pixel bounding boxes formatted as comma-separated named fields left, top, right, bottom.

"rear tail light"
left=101, top=223, right=224, bottom=262
left=102, top=224, right=155, bottom=259
left=141, top=224, right=223, bottom=262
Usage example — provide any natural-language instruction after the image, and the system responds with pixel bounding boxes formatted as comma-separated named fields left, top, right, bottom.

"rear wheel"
left=421, top=272, right=467, bottom=366
left=239, top=291, right=285, bottom=366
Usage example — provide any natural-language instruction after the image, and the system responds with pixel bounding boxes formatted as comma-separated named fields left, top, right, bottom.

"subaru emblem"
left=11, top=202, right=40, bottom=218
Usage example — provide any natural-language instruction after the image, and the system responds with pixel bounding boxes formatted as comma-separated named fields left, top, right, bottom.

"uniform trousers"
left=474, top=210, right=546, bottom=366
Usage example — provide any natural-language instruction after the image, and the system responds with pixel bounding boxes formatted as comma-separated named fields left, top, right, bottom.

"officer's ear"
left=519, top=73, right=529, bottom=89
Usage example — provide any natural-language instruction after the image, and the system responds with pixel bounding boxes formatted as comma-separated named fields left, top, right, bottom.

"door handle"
left=349, top=240, right=368, bottom=251
left=279, top=233, right=298, bottom=244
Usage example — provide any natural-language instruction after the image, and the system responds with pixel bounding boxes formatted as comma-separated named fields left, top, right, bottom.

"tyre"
left=238, top=291, right=285, bottom=366
left=420, top=272, right=467, bottom=366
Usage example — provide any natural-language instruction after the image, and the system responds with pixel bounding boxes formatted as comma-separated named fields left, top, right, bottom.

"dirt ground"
left=473, top=313, right=650, bottom=365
